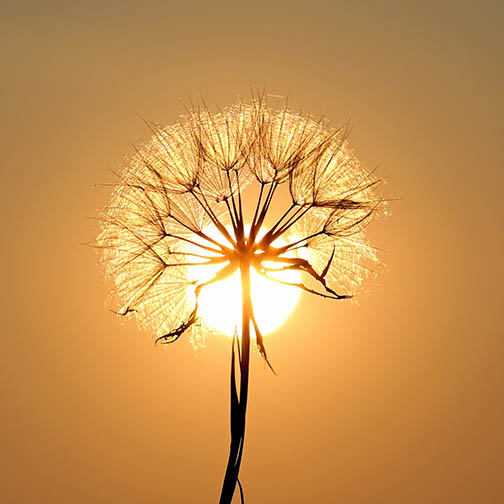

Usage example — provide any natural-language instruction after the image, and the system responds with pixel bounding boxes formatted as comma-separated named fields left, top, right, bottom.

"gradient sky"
left=2, top=1, right=503, bottom=502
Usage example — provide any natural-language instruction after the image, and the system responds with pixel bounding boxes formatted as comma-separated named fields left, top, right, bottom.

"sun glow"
left=189, top=232, right=301, bottom=337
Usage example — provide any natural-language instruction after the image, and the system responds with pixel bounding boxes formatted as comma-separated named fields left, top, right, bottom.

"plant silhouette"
left=96, top=90, right=384, bottom=503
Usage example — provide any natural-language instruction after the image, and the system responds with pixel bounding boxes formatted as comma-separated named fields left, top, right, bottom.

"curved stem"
left=219, top=261, right=251, bottom=504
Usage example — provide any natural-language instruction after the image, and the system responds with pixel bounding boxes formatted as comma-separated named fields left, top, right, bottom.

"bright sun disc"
left=189, top=232, right=301, bottom=337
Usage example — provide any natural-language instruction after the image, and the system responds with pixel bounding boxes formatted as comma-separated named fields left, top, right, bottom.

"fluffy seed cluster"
left=96, top=96, right=384, bottom=347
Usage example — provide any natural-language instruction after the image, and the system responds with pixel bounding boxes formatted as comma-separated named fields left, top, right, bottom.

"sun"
left=188, top=230, right=301, bottom=337
left=197, top=261, right=301, bottom=337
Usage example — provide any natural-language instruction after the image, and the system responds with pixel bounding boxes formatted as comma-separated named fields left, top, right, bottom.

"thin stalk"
left=265, top=203, right=313, bottom=244
left=235, top=171, right=243, bottom=225
left=276, top=230, right=325, bottom=253
left=250, top=183, right=265, bottom=232
left=219, top=260, right=251, bottom=504
left=226, top=170, right=244, bottom=244
left=191, top=191, right=236, bottom=246
left=234, top=170, right=245, bottom=245
left=224, top=197, right=238, bottom=234
left=165, top=233, right=224, bottom=255
left=263, top=202, right=296, bottom=238
left=226, top=170, right=240, bottom=226
left=249, top=182, right=277, bottom=243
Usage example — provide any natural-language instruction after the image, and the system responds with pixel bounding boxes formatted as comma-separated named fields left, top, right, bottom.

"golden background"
left=2, top=1, right=503, bottom=502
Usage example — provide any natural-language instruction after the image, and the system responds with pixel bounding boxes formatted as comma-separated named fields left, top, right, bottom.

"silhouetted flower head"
left=96, top=94, right=384, bottom=351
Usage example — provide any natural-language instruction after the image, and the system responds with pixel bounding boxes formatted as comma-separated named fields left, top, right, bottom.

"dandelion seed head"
left=96, top=93, right=385, bottom=345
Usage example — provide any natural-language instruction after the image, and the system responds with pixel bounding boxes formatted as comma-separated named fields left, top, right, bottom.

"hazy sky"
left=2, top=1, right=503, bottom=502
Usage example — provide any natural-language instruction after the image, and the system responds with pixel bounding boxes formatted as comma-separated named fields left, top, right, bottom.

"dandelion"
left=96, top=92, right=384, bottom=503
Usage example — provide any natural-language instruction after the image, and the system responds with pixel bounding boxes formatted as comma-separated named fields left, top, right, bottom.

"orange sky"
left=2, top=1, right=503, bottom=502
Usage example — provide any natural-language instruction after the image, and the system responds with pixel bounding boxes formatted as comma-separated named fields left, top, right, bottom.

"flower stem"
left=219, top=260, right=251, bottom=504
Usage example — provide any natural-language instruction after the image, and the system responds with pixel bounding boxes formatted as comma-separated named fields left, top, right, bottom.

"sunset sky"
left=2, top=1, right=503, bottom=502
